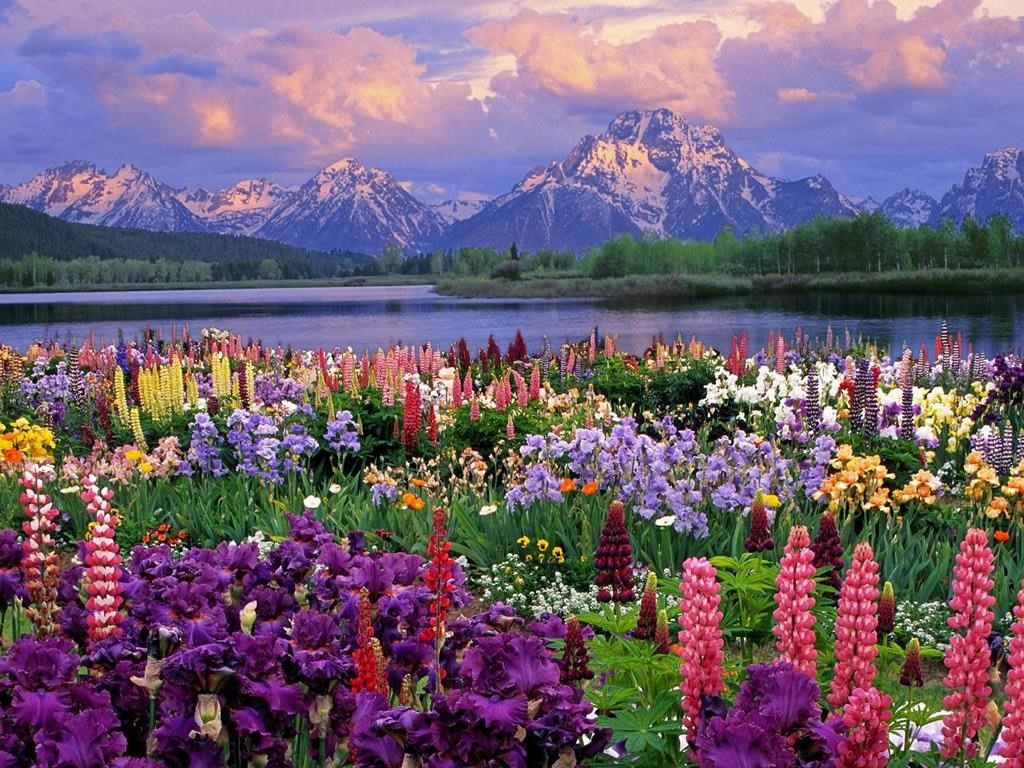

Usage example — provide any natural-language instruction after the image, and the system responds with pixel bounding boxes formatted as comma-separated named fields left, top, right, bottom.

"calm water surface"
left=1, top=285, right=1022, bottom=356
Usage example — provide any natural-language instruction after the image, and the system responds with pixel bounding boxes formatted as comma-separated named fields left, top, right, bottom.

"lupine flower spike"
left=828, top=542, right=880, bottom=716
left=678, top=557, right=725, bottom=745
left=838, top=686, right=892, bottom=768
left=19, top=465, right=61, bottom=636
left=81, top=475, right=125, bottom=642
left=1000, top=580, right=1024, bottom=767
left=744, top=494, right=774, bottom=553
left=561, top=616, right=595, bottom=684
left=941, top=528, right=996, bottom=760
left=635, top=571, right=658, bottom=640
left=594, top=501, right=635, bottom=604
left=772, top=525, right=817, bottom=676
left=421, top=507, right=457, bottom=693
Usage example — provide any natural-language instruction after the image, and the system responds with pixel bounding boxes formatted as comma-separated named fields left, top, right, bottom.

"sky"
left=0, top=0, right=1022, bottom=203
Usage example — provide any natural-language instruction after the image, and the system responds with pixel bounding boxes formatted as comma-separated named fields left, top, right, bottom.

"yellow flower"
left=761, top=494, right=781, bottom=509
left=138, top=462, right=154, bottom=475
left=552, top=547, right=565, bottom=563
left=516, top=536, right=530, bottom=548
left=536, top=539, right=549, bottom=552
left=125, top=449, right=145, bottom=462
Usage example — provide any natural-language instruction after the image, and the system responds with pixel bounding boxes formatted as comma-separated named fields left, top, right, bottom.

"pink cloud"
left=468, top=10, right=734, bottom=123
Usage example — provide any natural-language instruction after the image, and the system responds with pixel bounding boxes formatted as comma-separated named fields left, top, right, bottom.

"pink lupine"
left=451, top=375, right=462, bottom=408
left=678, top=557, right=725, bottom=743
left=19, top=465, right=62, bottom=637
left=775, top=333, right=786, bottom=374
left=529, top=364, right=541, bottom=401
left=81, top=475, right=125, bottom=642
left=514, top=370, right=528, bottom=408
left=941, top=528, right=996, bottom=760
left=469, top=398, right=480, bottom=422
left=506, top=414, right=515, bottom=440
left=462, top=371, right=473, bottom=400
left=827, top=542, right=880, bottom=716
left=494, top=377, right=508, bottom=412
left=838, top=686, right=892, bottom=768
left=341, top=352, right=355, bottom=392
left=772, top=525, right=818, bottom=676
left=1000, top=579, right=1024, bottom=767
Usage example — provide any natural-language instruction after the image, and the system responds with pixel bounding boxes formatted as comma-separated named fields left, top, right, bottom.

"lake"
left=1, top=284, right=1023, bottom=356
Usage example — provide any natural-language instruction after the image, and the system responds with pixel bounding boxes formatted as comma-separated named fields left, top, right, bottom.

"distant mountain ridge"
left=2, top=109, right=1022, bottom=253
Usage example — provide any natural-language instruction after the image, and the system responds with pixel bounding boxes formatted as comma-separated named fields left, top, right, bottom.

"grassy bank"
left=437, top=268, right=1024, bottom=299
left=434, top=272, right=751, bottom=299
left=0, top=274, right=435, bottom=294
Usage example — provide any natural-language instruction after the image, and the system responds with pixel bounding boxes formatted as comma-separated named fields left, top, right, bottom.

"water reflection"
left=0, top=285, right=1021, bottom=355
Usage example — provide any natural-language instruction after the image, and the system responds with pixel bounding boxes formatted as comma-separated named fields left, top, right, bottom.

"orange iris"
left=581, top=481, right=598, bottom=496
left=995, top=530, right=1010, bottom=543
left=560, top=478, right=576, bottom=493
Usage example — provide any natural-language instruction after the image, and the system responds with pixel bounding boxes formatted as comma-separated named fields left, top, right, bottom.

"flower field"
left=2, top=322, right=1024, bottom=766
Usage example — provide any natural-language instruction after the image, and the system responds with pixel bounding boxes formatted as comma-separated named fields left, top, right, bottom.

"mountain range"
left=2, top=108, right=1022, bottom=254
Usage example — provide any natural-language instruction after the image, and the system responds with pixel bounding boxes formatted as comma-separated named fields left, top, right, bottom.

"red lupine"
left=773, top=525, right=817, bottom=676
left=426, top=404, right=438, bottom=444
left=421, top=507, right=457, bottom=692
left=744, top=497, right=774, bottom=553
left=828, top=542, right=880, bottom=716
left=561, top=616, right=594, bottom=684
left=351, top=589, right=388, bottom=695
left=941, top=528, right=996, bottom=760
left=635, top=571, right=658, bottom=640
left=401, top=378, right=422, bottom=451
left=594, top=501, right=634, bottom=603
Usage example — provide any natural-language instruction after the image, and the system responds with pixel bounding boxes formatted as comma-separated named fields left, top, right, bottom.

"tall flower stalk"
left=421, top=506, right=456, bottom=694
left=81, top=475, right=125, bottom=642
left=19, top=465, right=61, bottom=637
left=941, top=528, right=996, bottom=762
left=772, top=525, right=817, bottom=676
left=827, top=542, right=880, bottom=716
left=839, top=686, right=892, bottom=768
left=1002, top=580, right=1024, bottom=767
left=678, top=556, right=725, bottom=747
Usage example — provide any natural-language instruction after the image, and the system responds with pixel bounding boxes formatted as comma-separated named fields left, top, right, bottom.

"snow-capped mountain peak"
left=443, top=107, right=860, bottom=251
left=880, top=188, right=936, bottom=227
left=431, top=198, right=486, bottom=225
left=257, top=158, right=445, bottom=253
left=932, top=148, right=1024, bottom=232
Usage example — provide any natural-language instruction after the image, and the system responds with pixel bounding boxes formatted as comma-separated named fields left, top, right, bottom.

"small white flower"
left=328, top=483, right=342, bottom=495
left=479, top=504, right=498, bottom=516
left=60, top=485, right=81, bottom=495
left=654, top=515, right=675, bottom=527
left=304, top=495, right=322, bottom=510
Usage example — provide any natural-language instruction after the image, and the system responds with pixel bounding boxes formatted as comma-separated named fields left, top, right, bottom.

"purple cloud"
left=0, top=1, right=1021, bottom=203
left=18, top=25, right=141, bottom=60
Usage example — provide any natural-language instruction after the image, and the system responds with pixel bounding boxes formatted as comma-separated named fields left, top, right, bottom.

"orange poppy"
left=995, top=530, right=1010, bottom=543
left=3, top=448, right=22, bottom=464
left=581, top=481, right=598, bottom=496
left=560, top=478, right=576, bottom=493
left=410, top=478, right=427, bottom=488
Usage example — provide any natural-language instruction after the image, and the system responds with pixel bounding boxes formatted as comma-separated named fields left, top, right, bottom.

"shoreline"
left=435, top=268, right=1024, bottom=299
left=0, top=274, right=436, bottom=295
